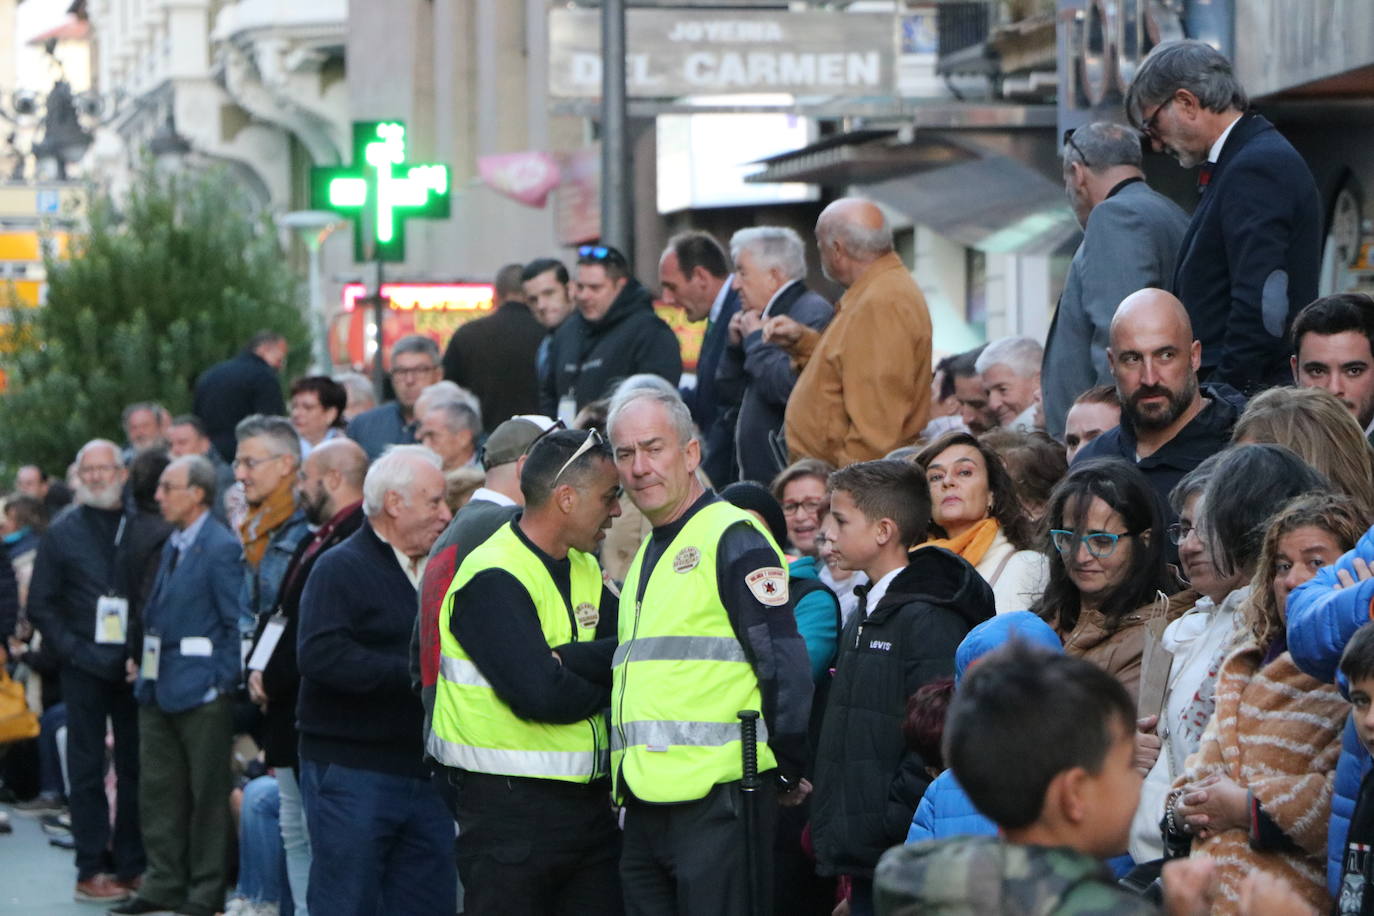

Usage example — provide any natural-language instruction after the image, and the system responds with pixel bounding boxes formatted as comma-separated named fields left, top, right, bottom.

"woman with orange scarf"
left=914, top=432, right=1047, bottom=614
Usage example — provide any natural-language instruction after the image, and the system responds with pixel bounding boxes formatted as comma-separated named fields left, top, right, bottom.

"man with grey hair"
left=417, top=398, right=482, bottom=471
left=296, top=445, right=456, bottom=915
left=233, top=414, right=309, bottom=634
left=27, top=440, right=144, bottom=903
left=606, top=385, right=812, bottom=914
left=121, top=401, right=171, bottom=462
left=115, top=454, right=247, bottom=916
left=719, top=226, right=833, bottom=483
left=659, top=230, right=741, bottom=485
left=766, top=197, right=933, bottom=464
left=334, top=371, right=377, bottom=421
left=1126, top=39, right=1321, bottom=393
left=976, top=336, right=1045, bottom=430
left=346, top=334, right=444, bottom=460
left=1041, top=121, right=1190, bottom=437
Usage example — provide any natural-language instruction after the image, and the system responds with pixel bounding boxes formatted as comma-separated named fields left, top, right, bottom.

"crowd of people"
left=1, top=36, right=1374, bottom=916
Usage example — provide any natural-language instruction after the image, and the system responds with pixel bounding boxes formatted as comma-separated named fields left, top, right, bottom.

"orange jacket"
left=783, top=252, right=932, bottom=465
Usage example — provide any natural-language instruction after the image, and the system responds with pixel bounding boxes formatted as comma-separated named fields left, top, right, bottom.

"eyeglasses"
left=1139, top=95, right=1176, bottom=140
left=523, top=418, right=568, bottom=456
left=1062, top=128, right=1092, bottom=168
left=78, top=464, right=120, bottom=478
left=553, top=429, right=605, bottom=483
left=1166, top=521, right=1195, bottom=545
left=232, top=454, right=286, bottom=472
left=391, top=364, right=439, bottom=380
left=782, top=498, right=826, bottom=517
left=577, top=244, right=628, bottom=267
left=155, top=481, right=191, bottom=493
left=1049, top=529, right=1134, bottom=559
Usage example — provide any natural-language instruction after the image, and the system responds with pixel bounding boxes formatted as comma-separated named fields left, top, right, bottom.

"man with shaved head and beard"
left=767, top=197, right=933, bottom=465
left=1074, top=287, right=1247, bottom=539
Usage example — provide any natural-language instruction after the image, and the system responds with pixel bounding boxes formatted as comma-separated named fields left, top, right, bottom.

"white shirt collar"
left=469, top=486, right=517, bottom=508
left=170, top=509, right=210, bottom=553
left=1207, top=114, right=1243, bottom=164
left=390, top=544, right=426, bottom=589
left=762, top=279, right=801, bottom=320
left=708, top=275, right=734, bottom=324
left=862, top=565, right=904, bottom=618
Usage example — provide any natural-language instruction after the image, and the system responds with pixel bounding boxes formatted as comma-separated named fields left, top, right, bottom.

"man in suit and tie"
left=658, top=230, right=741, bottom=486
left=113, top=455, right=247, bottom=916
left=1041, top=121, right=1190, bottom=438
left=717, top=226, right=833, bottom=485
left=1127, top=39, right=1322, bottom=394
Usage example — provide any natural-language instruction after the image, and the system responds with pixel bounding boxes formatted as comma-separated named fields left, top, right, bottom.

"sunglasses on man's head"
left=1062, top=128, right=1092, bottom=169
left=578, top=244, right=627, bottom=267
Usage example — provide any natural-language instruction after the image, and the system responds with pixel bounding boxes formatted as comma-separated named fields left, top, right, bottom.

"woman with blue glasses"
left=1032, top=457, right=1174, bottom=706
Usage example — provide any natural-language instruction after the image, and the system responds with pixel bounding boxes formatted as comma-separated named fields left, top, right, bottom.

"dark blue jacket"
left=1172, top=113, right=1322, bottom=393
left=686, top=285, right=741, bottom=487
left=1287, top=525, right=1374, bottom=894
left=136, top=514, right=247, bottom=713
left=193, top=350, right=287, bottom=462
left=297, top=521, right=428, bottom=779
left=345, top=401, right=416, bottom=463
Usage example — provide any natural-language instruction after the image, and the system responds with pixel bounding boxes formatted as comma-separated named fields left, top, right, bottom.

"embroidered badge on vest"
left=746, top=567, right=789, bottom=606
left=574, top=601, right=599, bottom=629
left=673, top=547, right=701, bottom=573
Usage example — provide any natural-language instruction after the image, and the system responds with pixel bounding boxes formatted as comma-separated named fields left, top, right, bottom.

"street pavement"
left=0, top=806, right=94, bottom=916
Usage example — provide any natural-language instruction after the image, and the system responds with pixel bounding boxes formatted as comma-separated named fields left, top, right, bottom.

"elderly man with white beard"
left=27, top=439, right=147, bottom=904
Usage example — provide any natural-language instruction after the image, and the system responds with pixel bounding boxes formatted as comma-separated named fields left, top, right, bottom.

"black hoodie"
left=810, top=546, right=996, bottom=878
left=539, top=278, right=683, bottom=415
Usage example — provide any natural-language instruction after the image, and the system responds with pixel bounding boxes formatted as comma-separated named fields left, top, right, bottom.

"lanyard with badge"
left=95, top=516, right=130, bottom=648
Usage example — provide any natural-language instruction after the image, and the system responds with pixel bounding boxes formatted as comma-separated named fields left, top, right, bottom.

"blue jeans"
left=38, top=702, right=67, bottom=797
left=236, top=775, right=284, bottom=906
left=277, top=767, right=310, bottom=916
left=299, top=759, right=456, bottom=916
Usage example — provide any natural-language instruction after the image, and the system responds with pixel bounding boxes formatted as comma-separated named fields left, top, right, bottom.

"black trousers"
left=452, top=770, right=622, bottom=916
left=621, top=780, right=778, bottom=916
left=61, top=665, right=144, bottom=881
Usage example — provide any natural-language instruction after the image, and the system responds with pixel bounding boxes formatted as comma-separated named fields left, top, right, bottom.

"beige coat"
left=783, top=252, right=932, bottom=466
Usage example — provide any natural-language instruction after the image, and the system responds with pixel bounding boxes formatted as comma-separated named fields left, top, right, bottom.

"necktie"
left=854, top=584, right=871, bottom=620
left=1196, top=161, right=1216, bottom=195
left=168, top=545, right=182, bottom=575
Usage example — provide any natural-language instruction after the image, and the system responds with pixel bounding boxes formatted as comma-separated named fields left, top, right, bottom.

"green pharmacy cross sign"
left=311, top=121, right=450, bottom=263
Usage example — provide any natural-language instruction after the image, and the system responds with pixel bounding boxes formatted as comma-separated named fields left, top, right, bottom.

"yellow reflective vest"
left=428, top=522, right=609, bottom=782
left=612, top=501, right=782, bottom=803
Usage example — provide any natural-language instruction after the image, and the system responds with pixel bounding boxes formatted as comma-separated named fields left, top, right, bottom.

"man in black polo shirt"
left=1074, top=288, right=1245, bottom=553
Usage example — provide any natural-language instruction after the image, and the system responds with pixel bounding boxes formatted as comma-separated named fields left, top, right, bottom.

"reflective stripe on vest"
left=611, top=501, right=783, bottom=803
left=428, top=522, right=608, bottom=782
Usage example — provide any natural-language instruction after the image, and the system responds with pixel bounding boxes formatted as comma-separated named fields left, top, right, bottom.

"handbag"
left=0, top=666, right=40, bottom=743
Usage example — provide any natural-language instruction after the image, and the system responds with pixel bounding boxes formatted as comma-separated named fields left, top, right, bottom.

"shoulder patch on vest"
left=574, top=601, right=599, bottom=629
left=673, top=547, right=701, bottom=573
left=746, top=567, right=789, bottom=606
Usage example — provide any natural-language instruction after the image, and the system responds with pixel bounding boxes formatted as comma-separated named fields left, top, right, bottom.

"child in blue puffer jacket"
left=1287, top=524, right=1374, bottom=896
left=906, top=610, right=1064, bottom=844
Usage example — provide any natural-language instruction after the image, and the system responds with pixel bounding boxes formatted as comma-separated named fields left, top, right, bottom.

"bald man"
left=1075, top=287, right=1247, bottom=538
left=766, top=198, right=933, bottom=465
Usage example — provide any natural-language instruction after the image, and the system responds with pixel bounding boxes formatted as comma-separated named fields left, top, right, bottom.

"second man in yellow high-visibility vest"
left=606, top=382, right=814, bottom=916
left=428, top=428, right=624, bottom=914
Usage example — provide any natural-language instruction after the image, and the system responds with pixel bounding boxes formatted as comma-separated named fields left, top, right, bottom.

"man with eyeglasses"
left=346, top=334, right=445, bottom=461
left=26, top=440, right=145, bottom=903
left=113, top=456, right=246, bottom=916
left=539, top=244, right=682, bottom=424
left=1042, top=121, right=1188, bottom=438
left=1126, top=40, right=1320, bottom=394
left=429, top=428, right=624, bottom=913
left=233, top=415, right=310, bottom=636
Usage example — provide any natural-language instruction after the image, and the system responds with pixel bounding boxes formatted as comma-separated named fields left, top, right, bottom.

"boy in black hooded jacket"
left=809, top=459, right=996, bottom=915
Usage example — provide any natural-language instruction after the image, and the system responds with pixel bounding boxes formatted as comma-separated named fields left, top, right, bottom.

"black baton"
left=738, top=709, right=764, bottom=916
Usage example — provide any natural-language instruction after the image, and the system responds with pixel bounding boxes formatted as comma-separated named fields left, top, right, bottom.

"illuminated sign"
left=340, top=283, right=494, bottom=313
left=311, top=122, right=451, bottom=262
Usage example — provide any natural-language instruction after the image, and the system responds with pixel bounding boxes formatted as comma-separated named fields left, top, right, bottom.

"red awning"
left=27, top=16, right=90, bottom=45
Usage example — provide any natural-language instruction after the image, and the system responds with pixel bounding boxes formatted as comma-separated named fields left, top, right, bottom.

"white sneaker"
left=222, top=897, right=248, bottom=916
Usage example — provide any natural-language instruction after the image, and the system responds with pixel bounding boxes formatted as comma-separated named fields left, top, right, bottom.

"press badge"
left=94, top=596, right=128, bottom=645
left=246, top=615, right=286, bottom=671
left=141, top=634, right=161, bottom=681
left=558, top=392, right=578, bottom=426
